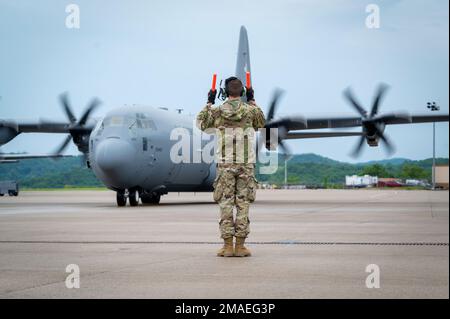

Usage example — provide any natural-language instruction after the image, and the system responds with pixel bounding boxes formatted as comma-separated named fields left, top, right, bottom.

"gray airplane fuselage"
left=89, top=106, right=215, bottom=194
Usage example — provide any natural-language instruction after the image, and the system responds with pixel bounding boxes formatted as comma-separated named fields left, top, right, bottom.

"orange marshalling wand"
left=245, top=71, right=251, bottom=88
left=211, top=73, right=217, bottom=91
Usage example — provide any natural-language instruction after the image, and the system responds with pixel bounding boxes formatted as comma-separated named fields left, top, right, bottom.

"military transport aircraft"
left=1, top=26, right=448, bottom=206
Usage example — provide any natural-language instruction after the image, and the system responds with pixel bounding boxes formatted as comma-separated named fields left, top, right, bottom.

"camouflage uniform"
left=197, top=98, right=265, bottom=239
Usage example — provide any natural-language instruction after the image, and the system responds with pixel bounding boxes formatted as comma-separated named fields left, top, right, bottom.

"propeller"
left=343, top=84, right=404, bottom=158
left=262, top=89, right=290, bottom=157
left=52, top=93, right=101, bottom=155
left=260, top=89, right=307, bottom=158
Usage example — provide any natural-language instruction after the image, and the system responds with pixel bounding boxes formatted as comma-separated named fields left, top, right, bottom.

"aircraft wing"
left=1, top=94, right=100, bottom=156
left=410, top=114, right=450, bottom=124
left=1, top=119, right=95, bottom=133
left=270, top=113, right=449, bottom=132
left=0, top=154, right=73, bottom=164
left=284, top=132, right=364, bottom=139
left=1, top=118, right=97, bottom=154
left=0, top=153, right=74, bottom=164
left=0, top=153, right=73, bottom=160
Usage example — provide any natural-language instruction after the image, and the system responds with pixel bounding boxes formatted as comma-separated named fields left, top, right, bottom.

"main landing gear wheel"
left=129, top=189, right=140, bottom=207
left=116, top=191, right=127, bottom=207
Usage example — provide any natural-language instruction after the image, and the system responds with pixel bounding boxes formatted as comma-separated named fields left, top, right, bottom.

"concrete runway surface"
left=0, top=189, right=448, bottom=299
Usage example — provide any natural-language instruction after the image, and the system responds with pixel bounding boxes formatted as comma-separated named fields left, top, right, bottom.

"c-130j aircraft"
left=1, top=26, right=449, bottom=206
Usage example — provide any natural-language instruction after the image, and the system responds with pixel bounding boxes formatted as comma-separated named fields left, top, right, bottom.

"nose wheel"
left=116, top=189, right=160, bottom=206
left=116, top=189, right=141, bottom=207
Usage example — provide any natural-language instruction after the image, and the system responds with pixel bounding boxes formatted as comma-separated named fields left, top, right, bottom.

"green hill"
left=0, top=157, right=103, bottom=188
left=255, top=154, right=448, bottom=187
left=288, top=153, right=344, bottom=165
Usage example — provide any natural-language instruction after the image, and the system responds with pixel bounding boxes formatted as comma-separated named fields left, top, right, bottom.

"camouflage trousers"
left=213, top=163, right=257, bottom=239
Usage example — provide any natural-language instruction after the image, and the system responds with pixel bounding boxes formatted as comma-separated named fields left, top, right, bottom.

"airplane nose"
left=95, top=138, right=136, bottom=172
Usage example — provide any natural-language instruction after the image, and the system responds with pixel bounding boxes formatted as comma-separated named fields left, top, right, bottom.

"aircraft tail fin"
left=235, top=26, right=251, bottom=84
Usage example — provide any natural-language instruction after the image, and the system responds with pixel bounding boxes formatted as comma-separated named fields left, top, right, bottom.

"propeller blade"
left=378, top=131, right=395, bottom=156
left=350, top=135, right=366, bottom=158
left=54, top=135, right=72, bottom=155
left=59, top=93, right=77, bottom=124
left=343, top=88, right=368, bottom=118
left=78, top=98, right=101, bottom=126
left=256, top=126, right=270, bottom=151
left=278, top=139, right=292, bottom=160
left=370, top=83, right=389, bottom=118
left=267, top=89, right=284, bottom=122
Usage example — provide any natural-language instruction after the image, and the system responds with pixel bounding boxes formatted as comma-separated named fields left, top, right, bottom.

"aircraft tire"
left=116, top=191, right=127, bottom=207
left=129, top=189, right=139, bottom=206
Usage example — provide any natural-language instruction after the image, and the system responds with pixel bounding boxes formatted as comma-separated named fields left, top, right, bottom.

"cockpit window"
left=136, top=113, right=157, bottom=130
left=103, top=116, right=125, bottom=127
left=100, top=114, right=157, bottom=130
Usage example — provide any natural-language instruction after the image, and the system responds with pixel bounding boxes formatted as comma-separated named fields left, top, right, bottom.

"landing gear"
left=141, top=193, right=161, bottom=205
left=129, top=189, right=140, bottom=207
left=116, top=189, right=161, bottom=207
left=116, top=191, right=127, bottom=207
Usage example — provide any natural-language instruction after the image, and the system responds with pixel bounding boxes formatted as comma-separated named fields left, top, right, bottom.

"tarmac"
left=0, top=189, right=448, bottom=299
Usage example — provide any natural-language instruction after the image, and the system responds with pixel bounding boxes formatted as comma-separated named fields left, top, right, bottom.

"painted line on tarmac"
left=0, top=240, right=448, bottom=246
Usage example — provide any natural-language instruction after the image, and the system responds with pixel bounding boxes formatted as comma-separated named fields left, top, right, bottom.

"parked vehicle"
left=0, top=181, right=19, bottom=196
left=378, top=180, right=403, bottom=188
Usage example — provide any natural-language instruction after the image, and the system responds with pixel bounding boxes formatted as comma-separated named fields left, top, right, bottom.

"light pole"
left=284, top=156, right=292, bottom=189
left=427, top=102, right=440, bottom=190
left=284, top=157, right=287, bottom=189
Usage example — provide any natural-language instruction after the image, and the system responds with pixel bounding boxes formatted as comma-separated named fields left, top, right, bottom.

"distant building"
left=345, top=175, right=378, bottom=188
left=435, top=164, right=449, bottom=190
left=284, top=185, right=307, bottom=190
left=259, top=183, right=278, bottom=190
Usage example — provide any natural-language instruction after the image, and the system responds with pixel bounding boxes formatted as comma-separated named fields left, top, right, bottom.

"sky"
left=0, top=0, right=448, bottom=162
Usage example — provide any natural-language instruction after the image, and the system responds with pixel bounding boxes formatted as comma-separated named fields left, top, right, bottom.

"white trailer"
left=345, top=175, right=378, bottom=188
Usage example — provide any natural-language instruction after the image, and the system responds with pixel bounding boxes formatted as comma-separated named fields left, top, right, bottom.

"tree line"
left=0, top=154, right=447, bottom=189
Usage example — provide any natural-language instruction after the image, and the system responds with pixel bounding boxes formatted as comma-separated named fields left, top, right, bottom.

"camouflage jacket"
left=196, top=98, right=265, bottom=164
